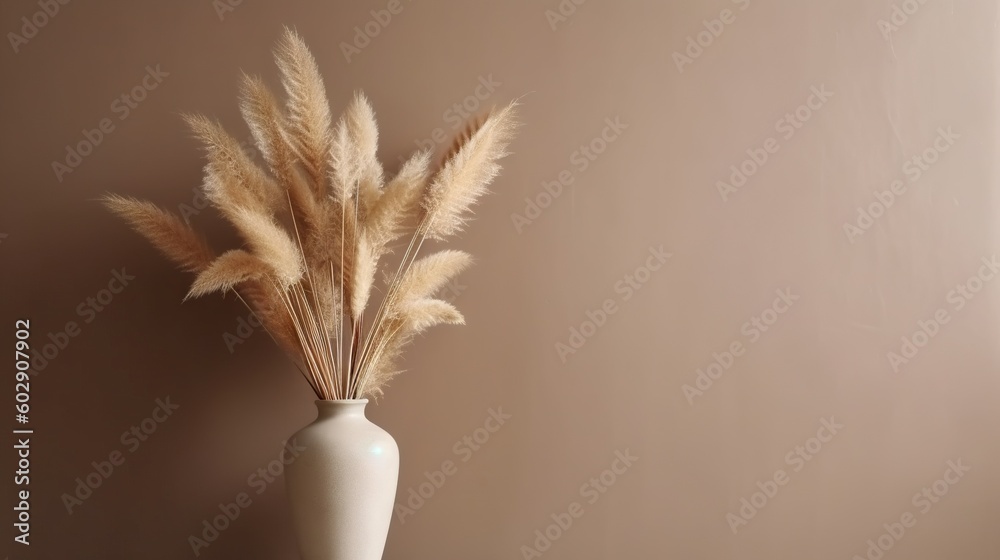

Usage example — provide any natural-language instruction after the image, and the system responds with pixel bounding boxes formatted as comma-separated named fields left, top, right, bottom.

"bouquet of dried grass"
left=105, top=29, right=518, bottom=399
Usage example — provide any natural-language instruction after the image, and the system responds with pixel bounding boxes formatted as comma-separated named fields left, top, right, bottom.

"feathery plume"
left=351, top=232, right=377, bottom=321
left=275, top=27, right=333, bottom=196
left=238, top=74, right=319, bottom=228
left=365, top=150, right=430, bottom=255
left=402, top=298, right=465, bottom=332
left=184, top=114, right=283, bottom=217
left=329, top=92, right=383, bottom=209
left=103, top=195, right=215, bottom=273
left=393, top=250, right=472, bottom=305
left=421, top=102, right=518, bottom=240
left=187, top=249, right=267, bottom=299
left=229, top=207, right=304, bottom=287
left=440, top=112, right=487, bottom=167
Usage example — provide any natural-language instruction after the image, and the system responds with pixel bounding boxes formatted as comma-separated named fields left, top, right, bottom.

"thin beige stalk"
left=232, top=289, right=319, bottom=398
left=274, top=285, right=327, bottom=398
left=285, top=189, right=340, bottom=395
left=354, top=218, right=427, bottom=380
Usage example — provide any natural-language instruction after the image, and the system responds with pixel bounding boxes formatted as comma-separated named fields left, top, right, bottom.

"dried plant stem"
left=354, top=320, right=405, bottom=397
left=295, top=285, right=332, bottom=395
left=285, top=189, right=340, bottom=396
left=233, top=289, right=321, bottom=399
left=338, top=198, right=348, bottom=387
left=355, top=218, right=429, bottom=380
left=276, top=286, right=327, bottom=398
left=329, top=260, right=343, bottom=397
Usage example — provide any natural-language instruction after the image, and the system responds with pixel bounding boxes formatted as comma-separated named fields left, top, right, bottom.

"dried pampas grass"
left=103, top=195, right=215, bottom=273
left=422, top=102, right=518, bottom=240
left=104, top=28, right=519, bottom=399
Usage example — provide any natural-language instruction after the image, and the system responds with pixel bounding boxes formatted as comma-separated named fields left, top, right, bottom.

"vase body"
left=285, top=399, right=399, bottom=560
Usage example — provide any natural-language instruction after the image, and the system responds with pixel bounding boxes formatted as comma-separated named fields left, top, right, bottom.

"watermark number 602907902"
left=14, top=319, right=33, bottom=546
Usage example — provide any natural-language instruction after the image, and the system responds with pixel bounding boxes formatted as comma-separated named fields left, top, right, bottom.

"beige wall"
left=2, top=0, right=999, bottom=558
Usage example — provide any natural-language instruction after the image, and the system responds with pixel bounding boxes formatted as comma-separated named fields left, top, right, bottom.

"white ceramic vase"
left=285, top=399, right=399, bottom=560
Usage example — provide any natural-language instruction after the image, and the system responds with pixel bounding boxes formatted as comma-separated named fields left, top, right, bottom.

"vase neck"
left=315, top=399, right=369, bottom=419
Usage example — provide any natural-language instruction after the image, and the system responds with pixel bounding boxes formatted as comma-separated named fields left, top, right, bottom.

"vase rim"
left=314, top=399, right=369, bottom=418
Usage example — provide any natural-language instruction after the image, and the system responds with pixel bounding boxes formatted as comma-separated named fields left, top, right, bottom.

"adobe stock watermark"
left=544, top=0, right=589, bottom=31
left=438, top=276, right=467, bottom=303
left=849, top=459, right=970, bottom=560
left=223, top=310, right=263, bottom=354
left=682, top=287, right=800, bottom=404
left=887, top=254, right=999, bottom=373
left=511, top=116, right=628, bottom=233
left=340, top=0, right=412, bottom=63
left=842, top=126, right=958, bottom=244
left=672, top=0, right=751, bottom=73
left=554, top=246, right=670, bottom=363
left=61, top=396, right=180, bottom=514
left=28, top=268, right=137, bottom=376
left=717, top=84, right=834, bottom=202
left=188, top=439, right=306, bottom=556
left=394, top=407, right=511, bottom=524
left=52, top=64, right=169, bottom=183
left=518, top=449, right=638, bottom=559
left=401, top=74, right=503, bottom=165
left=727, top=416, right=844, bottom=534
left=178, top=185, right=212, bottom=224
left=7, top=0, right=71, bottom=54
left=212, top=0, right=243, bottom=21
left=877, top=0, right=932, bottom=41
